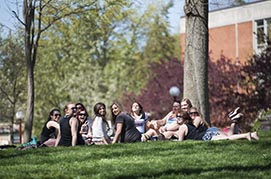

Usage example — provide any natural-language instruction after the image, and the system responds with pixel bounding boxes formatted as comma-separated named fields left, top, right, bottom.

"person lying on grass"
left=174, top=110, right=259, bottom=141
left=181, top=98, right=244, bottom=136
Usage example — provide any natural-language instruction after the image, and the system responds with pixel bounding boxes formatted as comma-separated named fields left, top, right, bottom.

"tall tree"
left=183, top=0, right=210, bottom=124
left=17, top=0, right=98, bottom=142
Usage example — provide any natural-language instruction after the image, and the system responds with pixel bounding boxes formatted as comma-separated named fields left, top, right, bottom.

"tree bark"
left=23, top=0, right=35, bottom=143
left=183, top=0, right=210, bottom=124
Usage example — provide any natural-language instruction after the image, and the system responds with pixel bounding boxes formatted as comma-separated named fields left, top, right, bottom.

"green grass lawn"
left=1, top=131, right=271, bottom=179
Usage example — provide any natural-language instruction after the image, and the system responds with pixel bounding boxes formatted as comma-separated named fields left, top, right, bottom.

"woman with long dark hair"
left=129, top=101, right=148, bottom=134
left=40, top=109, right=61, bottom=147
left=91, top=102, right=111, bottom=144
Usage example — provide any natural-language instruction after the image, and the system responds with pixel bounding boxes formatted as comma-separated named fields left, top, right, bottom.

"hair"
left=76, top=108, right=89, bottom=119
left=181, top=98, right=193, bottom=108
left=92, top=102, right=109, bottom=128
left=189, top=107, right=200, bottom=115
left=110, top=101, right=123, bottom=124
left=48, top=108, right=61, bottom=122
left=75, top=102, right=86, bottom=110
left=130, top=101, right=145, bottom=118
left=177, top=110, right=193, bottom=125
left=63, top=102, right=74, bottom=114
left=93, top=102, right=106, bottom=117
left=189, top=107, right=209, bottom=128
left=174, top=99, right=181, bottom=104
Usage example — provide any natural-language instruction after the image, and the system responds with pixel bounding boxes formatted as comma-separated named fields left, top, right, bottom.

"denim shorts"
left=202, top=127, right=219, bottom=141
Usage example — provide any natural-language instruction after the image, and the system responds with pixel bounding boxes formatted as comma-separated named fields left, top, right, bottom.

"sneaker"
left=231, top=113, right=243, bottom=121
left=228, top=107, right=240, bottom=118
left=22, top=137, right=38, bottom=147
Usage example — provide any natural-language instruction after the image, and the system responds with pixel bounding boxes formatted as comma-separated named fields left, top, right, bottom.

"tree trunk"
left=23, top=0, right=35, bottom=143
left=183, top=0, right=210, bottom=124
left=23, top=65, right=34, bottom=143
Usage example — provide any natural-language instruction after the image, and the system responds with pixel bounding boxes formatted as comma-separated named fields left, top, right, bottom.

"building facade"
left=180, top=0, right=271, bottom=64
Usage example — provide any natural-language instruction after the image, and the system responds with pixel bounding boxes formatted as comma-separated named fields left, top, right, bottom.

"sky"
left=0, top=0, right=184, bottom=34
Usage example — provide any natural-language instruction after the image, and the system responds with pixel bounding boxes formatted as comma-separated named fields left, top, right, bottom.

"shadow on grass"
left=112, top=163, right=271, bottom=179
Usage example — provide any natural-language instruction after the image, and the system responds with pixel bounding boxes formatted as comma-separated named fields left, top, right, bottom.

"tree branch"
left=12, top=10, right=25, bottom=26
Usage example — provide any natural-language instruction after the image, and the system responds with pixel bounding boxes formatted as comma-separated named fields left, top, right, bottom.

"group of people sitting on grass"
left=24, top=98, right=259, bottom=148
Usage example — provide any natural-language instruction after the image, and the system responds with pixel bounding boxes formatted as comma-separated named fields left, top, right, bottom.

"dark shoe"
left=228, top=107, right=240, bottom=118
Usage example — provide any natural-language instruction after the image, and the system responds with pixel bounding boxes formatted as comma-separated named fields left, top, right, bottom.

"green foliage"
left=32, top=0, right=176, bottom=135
left=142, top=0, right=176, bottom=63
left=1, top=0, right=181, bottom=137
left=252, top=109, right=271, bottom=132
left=241, top=40, right=271, bottom=111
left=1, top=132, right=271, bottom=178
left=0, top=32, right=26, bottom=123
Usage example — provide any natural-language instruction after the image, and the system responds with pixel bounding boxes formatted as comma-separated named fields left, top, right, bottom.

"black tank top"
left=58, top=116, right=72, bottom=146
left=40, top=120, right=56, bottom=143
left=77, top=122, right=85, bottom=145
left=185, top=123, right=205, bottom=140
left=197, top=123, right=208, bottom=133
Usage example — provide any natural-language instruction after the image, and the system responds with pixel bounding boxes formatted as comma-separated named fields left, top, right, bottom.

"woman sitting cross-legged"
left=176, top=110, right=259, bottom=141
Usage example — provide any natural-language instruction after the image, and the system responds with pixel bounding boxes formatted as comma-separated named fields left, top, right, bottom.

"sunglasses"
left=79, top=113, right=86, bottom=116
left=176, top=114, right=183, bottom=118
left=189, top=112, right=199, bottom=115
left=54, top=114, right=61, bottom=117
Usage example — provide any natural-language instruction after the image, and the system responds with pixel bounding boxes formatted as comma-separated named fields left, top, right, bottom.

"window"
left=255, top=18, right=271, bottom=52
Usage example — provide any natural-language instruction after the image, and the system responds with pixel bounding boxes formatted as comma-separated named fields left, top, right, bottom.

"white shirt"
left=92, top=116, right=108, bottom=138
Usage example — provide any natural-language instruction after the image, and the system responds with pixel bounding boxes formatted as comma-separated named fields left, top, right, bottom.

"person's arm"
left=46, top=121, right=61, bottom=147
left=160, top=122, right=180, bottom=133
left=70, top=117, right=78, bottom=146
left=156, top=111, right=172, bottom=126
left=177, top=124, right=188, bottom=141
left=112, top=123, right=123, bottom=144
left=46, top=121, right=59, bottom=129
left=193, top=116, right=202, bottom=128
left=55, top=128, right=61, bottom=147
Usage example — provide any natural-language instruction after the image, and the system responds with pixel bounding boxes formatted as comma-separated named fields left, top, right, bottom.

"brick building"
left=180, top=0, right=271, bottom=64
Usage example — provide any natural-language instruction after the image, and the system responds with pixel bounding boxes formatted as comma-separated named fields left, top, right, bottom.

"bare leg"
left=142, top=128, right=158, bottom=141
left=43, top=138, right=57, bottom=147
left=211, top=132, right=229, bottom=140
left=251, top=132, right=259, bottom=140
left=228, top=133, right=251, bottom=141
left=162, top=131, right=178, bottom=139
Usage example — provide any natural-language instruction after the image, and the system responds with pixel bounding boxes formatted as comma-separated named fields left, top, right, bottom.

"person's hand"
left=150, top=120, right=159, bottom=130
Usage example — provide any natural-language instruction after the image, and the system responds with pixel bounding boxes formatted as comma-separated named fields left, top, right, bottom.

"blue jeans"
left=202, top=127, right=219, bottom=141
